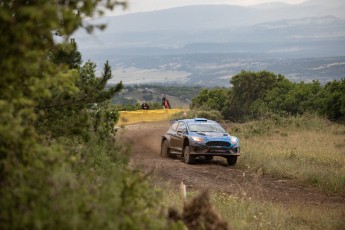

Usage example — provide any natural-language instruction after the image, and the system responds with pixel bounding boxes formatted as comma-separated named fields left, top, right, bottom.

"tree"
left=35, top=58, right=123, bottom=139
left=191, top=70, right=344, bottom=122
left=319, top=79, right=345, bottom=121
left=50, top=39, right=82, bottom=69
left=191, top=88, right=229, bottom=112
left=0, top=0, right=126, bottom=145
left=281, top=81, right=322, bottom=115
left=227, top=70, right=285, bottom=120
left=0, top=1, right=175, bottom=229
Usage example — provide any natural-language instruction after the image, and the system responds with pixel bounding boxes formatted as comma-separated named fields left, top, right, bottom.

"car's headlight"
left=192, top=136, right=205, bottom=143
left=230, top=137, right=238, bottom=144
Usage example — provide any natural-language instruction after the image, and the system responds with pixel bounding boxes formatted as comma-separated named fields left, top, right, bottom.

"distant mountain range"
left=74, top=0, right=345, bottom=86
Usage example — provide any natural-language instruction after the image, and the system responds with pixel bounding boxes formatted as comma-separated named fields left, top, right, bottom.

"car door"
left=167, top=121, right=179, bottom=151
left=174, top=121, right=187, bottom=152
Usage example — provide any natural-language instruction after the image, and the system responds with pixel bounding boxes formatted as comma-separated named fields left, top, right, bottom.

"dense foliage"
left=191, top=70, right=345, bottom=122
left=0, top=1, right=176, bottom=229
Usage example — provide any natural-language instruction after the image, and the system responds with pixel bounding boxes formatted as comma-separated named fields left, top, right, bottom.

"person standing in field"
left=141, top=101, right=149, bottom=110
left=164, top=97, right=171, bottom=109
left=162, top=94, right=167, bottom=109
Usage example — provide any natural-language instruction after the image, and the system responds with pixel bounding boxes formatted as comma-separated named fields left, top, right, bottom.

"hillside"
left=73, top=1, right=345, bottom=86
left=111, top=84, right=203, bottom=108
left=106, top=55, right=345, bottom=87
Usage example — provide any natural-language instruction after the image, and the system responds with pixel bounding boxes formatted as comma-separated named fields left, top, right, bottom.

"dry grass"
left=228, top=115, right=345, bottom=194
left=160, top=188, right=345, bottom=230
left=212, top=192, right=345, bottom=230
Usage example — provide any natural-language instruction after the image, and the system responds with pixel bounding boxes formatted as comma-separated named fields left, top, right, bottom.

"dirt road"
left=118, top=121, right=345, bottom=208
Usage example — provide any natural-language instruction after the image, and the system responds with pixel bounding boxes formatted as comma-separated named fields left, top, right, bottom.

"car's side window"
left=177, top=122, right=187, bottom=133
left=171, top=122, right=178, bottom=131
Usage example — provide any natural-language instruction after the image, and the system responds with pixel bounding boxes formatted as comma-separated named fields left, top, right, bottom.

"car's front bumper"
left=190, top=145, right=240, bottom=156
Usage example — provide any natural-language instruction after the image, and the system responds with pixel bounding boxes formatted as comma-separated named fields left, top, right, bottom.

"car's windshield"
left=188, top=123, right=226, bottom=133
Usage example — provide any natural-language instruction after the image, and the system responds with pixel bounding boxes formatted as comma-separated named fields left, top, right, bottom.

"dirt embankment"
left=118, top=121, right=345, bottom=209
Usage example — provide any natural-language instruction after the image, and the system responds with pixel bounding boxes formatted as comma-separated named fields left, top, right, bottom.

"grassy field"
left=158, top=114, right=345, bottom=229
left=227, top=114, right=345, bottom=195
left=160, top=188, right=345, bottom=230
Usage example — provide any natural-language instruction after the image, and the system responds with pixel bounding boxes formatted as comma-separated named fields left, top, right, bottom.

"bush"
left=194, top=110, right=222, bottom=122
left=1, top=133, right=170, bottom=229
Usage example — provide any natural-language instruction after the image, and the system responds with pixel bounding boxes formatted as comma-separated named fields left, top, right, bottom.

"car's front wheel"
left=161, top=140, right=170, bottom=158
left=183, top=145, right=194, bottom=164
left=226, top=156, right=237, bottom=165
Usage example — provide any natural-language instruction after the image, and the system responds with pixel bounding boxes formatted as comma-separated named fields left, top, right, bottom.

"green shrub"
left=1, top=130, right=175, bottom=229
left=195, top=110, right=222, bottom=122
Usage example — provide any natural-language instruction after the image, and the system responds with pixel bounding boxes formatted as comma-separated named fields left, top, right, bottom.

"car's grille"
left=206, top=141, right=230, bottom=147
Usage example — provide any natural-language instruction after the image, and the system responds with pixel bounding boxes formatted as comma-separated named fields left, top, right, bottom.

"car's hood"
left=194, top=132, right=230, bottom=138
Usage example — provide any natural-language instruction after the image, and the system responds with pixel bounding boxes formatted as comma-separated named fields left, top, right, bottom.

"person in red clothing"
left=161, top=94, right=166, bottom=109
left=164, top=97, right=171, bottom=109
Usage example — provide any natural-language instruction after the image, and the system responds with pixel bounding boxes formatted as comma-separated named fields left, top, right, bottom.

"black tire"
left=204, top=156, right=213, bottom=161
left=183, top=145, right=194, bottom=164
left=161, top=140, right=170, bottom=158
left=227, top=156, right=237, bottom=165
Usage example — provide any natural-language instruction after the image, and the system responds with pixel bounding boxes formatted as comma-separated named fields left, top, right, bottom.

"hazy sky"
left=111, top=0, right=307, bottom=15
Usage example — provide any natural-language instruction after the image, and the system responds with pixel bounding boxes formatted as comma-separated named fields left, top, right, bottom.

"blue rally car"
left=161, top=118, right=240, bottom=165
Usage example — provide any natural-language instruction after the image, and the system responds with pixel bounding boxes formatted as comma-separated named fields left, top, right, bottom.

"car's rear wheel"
left=161, top=140, right=170, bottom=158
left=204, top=156, right=213, bottom=161
left=226, top=156, right=237, bottom=165
left=183, top=145, right=194, bottom=164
